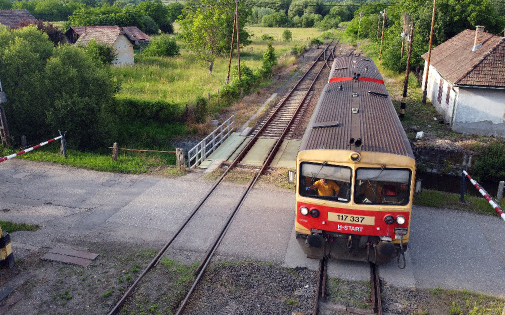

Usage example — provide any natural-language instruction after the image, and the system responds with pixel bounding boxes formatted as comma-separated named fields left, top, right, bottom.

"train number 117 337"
left=335, top=214, right=364, bottom=223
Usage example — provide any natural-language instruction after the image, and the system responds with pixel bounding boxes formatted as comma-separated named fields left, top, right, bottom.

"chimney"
left=472, top=25, right=485, bottom=51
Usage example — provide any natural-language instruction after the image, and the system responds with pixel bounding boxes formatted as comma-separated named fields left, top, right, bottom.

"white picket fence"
left=187, top=115, right=235, bottom=169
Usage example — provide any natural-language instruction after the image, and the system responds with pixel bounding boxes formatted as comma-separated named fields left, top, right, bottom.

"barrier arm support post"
left=461, top=171, right=466, bottom=203
left=59, top=130, right=67, bottom=158
left=463, top=170, right=505, bottom=222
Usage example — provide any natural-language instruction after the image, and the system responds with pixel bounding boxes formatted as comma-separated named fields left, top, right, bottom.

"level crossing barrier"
left=462, top=170, right=505, bottom=222
left=187, top=115, right=235, bottom=169
left=0, top=133, right=66, bottom=163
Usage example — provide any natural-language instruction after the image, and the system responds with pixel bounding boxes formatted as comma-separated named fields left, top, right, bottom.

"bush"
left=282, top=29, right=292, bottom=42
left=143, top=34, right=179, bottom=57
left=310, top=38, right=323, bottom=47
left=472, top=142, right=505, bottom=182
left=81, top=39, right=117, bottom=65
left=194, top=96, right=208, bottom=123
left=261, top=34, right=274, bottom=41
left=112, top=99, right=182, bottom=123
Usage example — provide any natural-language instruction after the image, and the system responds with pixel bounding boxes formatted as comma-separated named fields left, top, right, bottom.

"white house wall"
left=422, top=63, right=456, bottom=124
left=452, top=88, right=505, bottom=137
left=112, top=35, right=134, bottom=66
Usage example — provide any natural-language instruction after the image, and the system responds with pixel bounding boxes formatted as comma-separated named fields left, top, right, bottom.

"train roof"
left=299, top=55, right=414, bottom=159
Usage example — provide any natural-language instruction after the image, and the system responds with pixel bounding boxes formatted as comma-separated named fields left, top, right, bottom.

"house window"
left=437, top=78, right=443, bottom=104
left=446, top=85, right=451, bottom=105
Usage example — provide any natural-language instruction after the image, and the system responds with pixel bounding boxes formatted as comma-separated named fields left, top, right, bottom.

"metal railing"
left=187, top=115, right=235, bottom=169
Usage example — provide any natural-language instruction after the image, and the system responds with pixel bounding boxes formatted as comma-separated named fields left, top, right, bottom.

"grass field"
left=111, top=26, right=325, bottom=106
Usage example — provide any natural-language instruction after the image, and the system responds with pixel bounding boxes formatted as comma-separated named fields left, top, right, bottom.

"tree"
left=44, top=45, right=117, bottom=150
left=177, top=0, right=251, bottom=74
left=143, top=34, right=180, bottom=57
left=136, top=0, right=173, bottom=33
left=0, top=25, right=54, bottom=142
left=0, top=0, right=12, bottom=10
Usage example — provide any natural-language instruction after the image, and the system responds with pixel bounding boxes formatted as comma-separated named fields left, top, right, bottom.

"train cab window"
left=299, top=162, right=352, bottom=203
left=354, top=168, right=411, bottom=205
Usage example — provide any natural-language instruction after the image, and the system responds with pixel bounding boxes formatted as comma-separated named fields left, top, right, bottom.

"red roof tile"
left=422, top=29, right=505, bottom=88
left=0, top=9, right=36, bottom=28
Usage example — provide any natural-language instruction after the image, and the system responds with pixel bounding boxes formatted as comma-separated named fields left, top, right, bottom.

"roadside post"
left=0, top=226, right=14, bottom=269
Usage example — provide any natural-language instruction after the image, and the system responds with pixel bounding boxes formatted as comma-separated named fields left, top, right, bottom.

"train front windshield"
left=354, top=168, right=411, bottom=205
left=299, top=162, right=352, bottom=202
left=299, top=163, right=412, bottom=205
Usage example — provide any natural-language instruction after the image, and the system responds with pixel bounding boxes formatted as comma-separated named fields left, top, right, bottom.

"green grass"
left=0, top=221, right=41, bottom=233
left=413, top=189, right=504, bottom=216
left=111, top=27, right=323, bottom=106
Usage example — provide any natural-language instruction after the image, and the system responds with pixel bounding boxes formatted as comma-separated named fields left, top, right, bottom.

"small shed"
left=0, top=9, right=36, bottom=29
left=74, top=26, right=135, bottom=66
left=421, top=27, right=505, bottom=137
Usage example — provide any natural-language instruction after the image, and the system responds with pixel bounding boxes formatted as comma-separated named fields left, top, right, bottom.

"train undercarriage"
left=296, top=231, right=408, bottom=267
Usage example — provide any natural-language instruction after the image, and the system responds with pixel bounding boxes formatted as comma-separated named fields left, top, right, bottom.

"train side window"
left=354, top=168, right=411, bottom=205
left=299, top=162, right=352, bottom=203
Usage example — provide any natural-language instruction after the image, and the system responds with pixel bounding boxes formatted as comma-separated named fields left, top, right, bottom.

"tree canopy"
left=177, top=0, right=251, bottom=73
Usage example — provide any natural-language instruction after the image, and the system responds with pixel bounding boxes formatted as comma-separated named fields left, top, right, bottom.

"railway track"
left=107, top=42, right=338, bottom=315
left=313, top=261, right=382, bottom=315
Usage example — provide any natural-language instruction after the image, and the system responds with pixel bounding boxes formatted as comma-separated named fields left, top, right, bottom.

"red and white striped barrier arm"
left=0, top=135, right=62, bottom=163
left=463, top=170, right=505, bottom=222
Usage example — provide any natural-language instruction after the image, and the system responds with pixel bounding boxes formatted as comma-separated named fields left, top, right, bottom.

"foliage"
left=261, top=11, right=291, bottom=27
left=194, top=96, right=208, bottom=123
left=43, top=45, right=118, bottom=150
left=261, top=33, right=274, bottom=41
left=18, top=20, right=67, bottom=46
left=0, top=25, right=118, bottom=150
left=12, top=0, right=82, bottom=21
left=249, top=6, right=276, bottom=25
left=0, top=0, right=11, bottom=9
left=472, top=142, right=505, bottom=182
left=80, top=39, right=117, bottom=65
left=166, top=1, right=184, bottom=22
left=282, top=29, right=292, bottom=41
left=177, top=0, right=251, bottom=71
left=0, top=25, right=54, bottom=142
left=344, top=0, right=505, bottom=73
left=262, top=42, right=277, bottom=72
left=142, top=34, right=180, bottom=57
left=135, top=0, right=172, bottom=33
left=310, top=37, right=323, bottom=46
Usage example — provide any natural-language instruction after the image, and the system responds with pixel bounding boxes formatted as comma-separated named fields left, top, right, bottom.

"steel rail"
left=370, top=262, right=382, bottom=315
left=108, top=42, right=336, bottom=315
left=312, top=258, right=327, bottom=315
left=175, top=43, right=335, bottom=315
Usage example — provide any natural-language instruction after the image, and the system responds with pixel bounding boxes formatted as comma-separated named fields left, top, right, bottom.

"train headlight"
left=310, top=208, right=320, bottom=218
left=300, top=207, right=309, bottom=216
left=396, top=216, right=406, bottom=225
left=384, top=215, right=395, bottom=225
left=349, top=152, right=361, bottom=162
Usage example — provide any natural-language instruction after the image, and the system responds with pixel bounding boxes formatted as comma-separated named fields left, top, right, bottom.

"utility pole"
left=235, top=0, right=241, bottom=80
left=400, top=22, right=415, bottom=119
left=379, top=9, right=386, bottom=60
left=376, top=13, right=381, bottom=43
left=357, top=11, right=363, bottom=43
left=225, top=13, right=237, bottom=85
left=422, top=0, right=437, bottom=104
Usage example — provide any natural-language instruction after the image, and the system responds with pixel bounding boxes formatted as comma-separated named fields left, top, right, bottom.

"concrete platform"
left=198, top=133, right=300, bottom=170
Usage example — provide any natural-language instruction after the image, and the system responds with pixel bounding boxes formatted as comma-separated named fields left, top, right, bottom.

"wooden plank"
left=49, top=248, right=98, bottom=260
left=41, top=253, right=93, bottom=267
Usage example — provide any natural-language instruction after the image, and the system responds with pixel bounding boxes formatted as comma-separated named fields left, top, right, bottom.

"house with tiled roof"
left=0, top=9, right=36, bottom=29
left=73, top=26, right=134, bottom=66
left=421, top=26, right=505, bottom=137
left=66, top=25, right=150, bottom=46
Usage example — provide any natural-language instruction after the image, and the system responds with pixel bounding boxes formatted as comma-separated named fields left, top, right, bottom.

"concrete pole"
left=400, top=23, right=415, bottom=119
left=112, top=142, right=118, bottom=161
left=379, top=9, right=386, bottom=60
